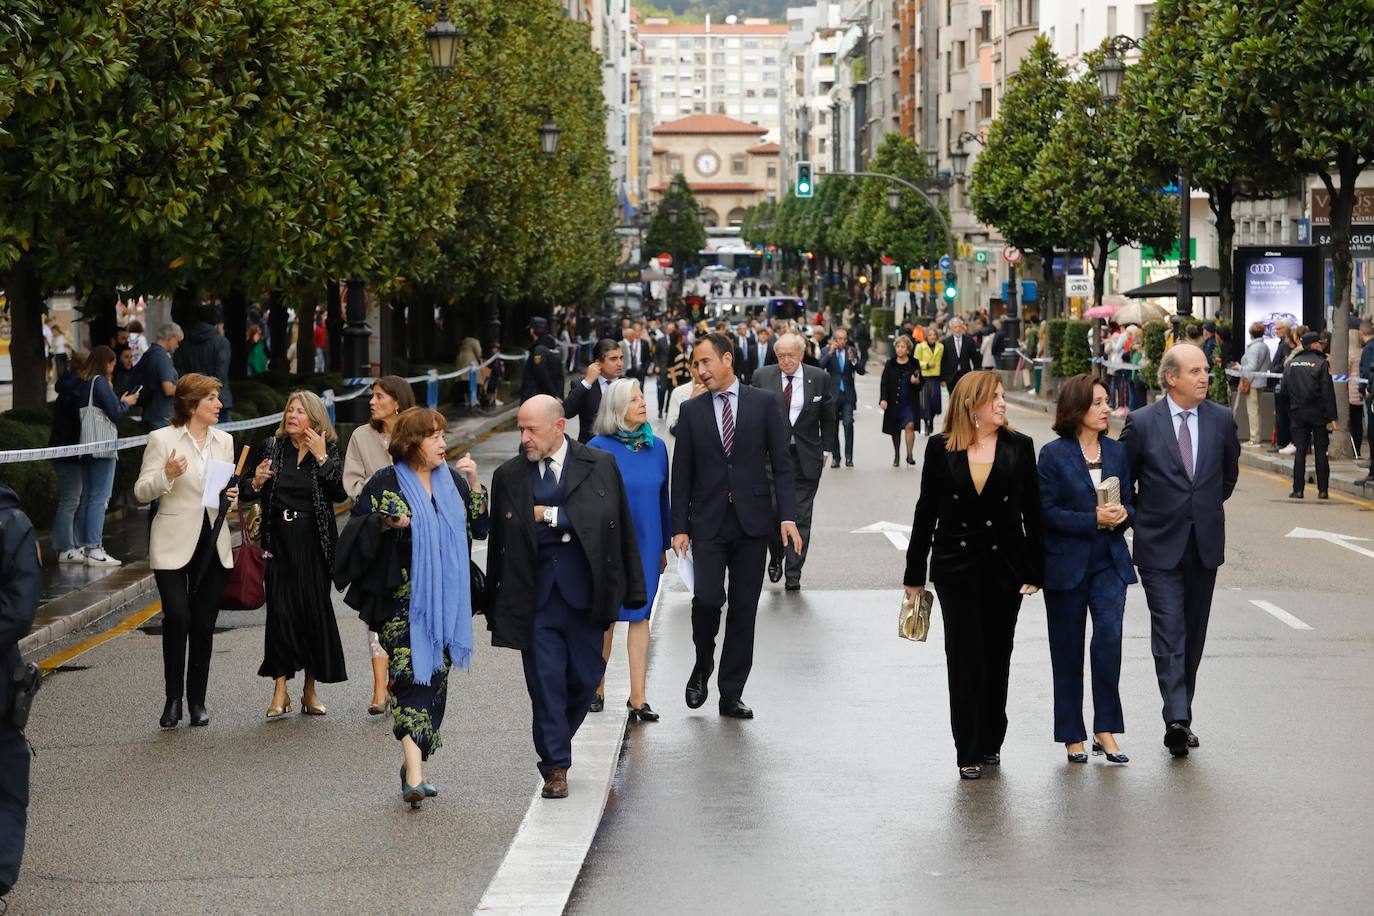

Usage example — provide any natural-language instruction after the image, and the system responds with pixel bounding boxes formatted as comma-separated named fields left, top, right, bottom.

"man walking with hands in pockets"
left=671, top=333, right=801, bottom=719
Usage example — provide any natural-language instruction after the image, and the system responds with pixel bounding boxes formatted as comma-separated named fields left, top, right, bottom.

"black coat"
left=753, top=363, right=836, bottom=480
left=939, top=334, right=979, bottom=390
left=879, top=357, right=922, bottom=436
left=563, top=376, right=608, bottom=443
left=520, top=333, right=565, bottom=401
left=0, top=486, right=39, bottom=718
left=486, top=437, right=647, bottom=650
left=903, top=429, right=1045, bottom=590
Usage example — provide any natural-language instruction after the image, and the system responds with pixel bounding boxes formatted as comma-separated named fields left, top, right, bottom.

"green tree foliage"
left=854, top=135, right=948, bottom=275
left=642, top=174, right=706, bottom=285
left=968, top=35, right=1070, bottom=319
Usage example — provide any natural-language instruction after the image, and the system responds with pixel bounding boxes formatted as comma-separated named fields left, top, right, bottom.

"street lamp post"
left=424, top=3, right=462, bottom=73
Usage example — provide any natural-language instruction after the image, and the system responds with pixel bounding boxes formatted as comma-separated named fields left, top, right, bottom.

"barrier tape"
left=1223, top=367, right=1366, bottom=386
left=0, top=351, right=529, bottom=465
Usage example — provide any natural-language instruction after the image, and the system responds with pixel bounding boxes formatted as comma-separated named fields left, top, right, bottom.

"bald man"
left=486, top=396, right=647, bottom=799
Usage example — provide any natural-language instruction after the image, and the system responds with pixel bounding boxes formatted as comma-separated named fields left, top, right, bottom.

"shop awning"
left=1122, top=266, right=1222, bottom=298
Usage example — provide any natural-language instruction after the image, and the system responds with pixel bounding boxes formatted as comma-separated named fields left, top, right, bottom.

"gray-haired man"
left=135, top=323, right=183, bottom=431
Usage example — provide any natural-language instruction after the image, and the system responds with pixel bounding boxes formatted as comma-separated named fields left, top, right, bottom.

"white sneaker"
left=58, top=548, right=86, bottom=565
left=84, top=547, right=123, bottom=568
left=1279, top=444, right=1297, bottom=456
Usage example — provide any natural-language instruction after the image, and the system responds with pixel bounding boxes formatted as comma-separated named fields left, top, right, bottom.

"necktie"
left=720, top=392, right=735, bottom=456
left=1177, top=411, right=1194, bottom=478
left=838, top=351, right=846, bottom=393
left=783, top=375, right=794, bottom=414
left=543, top=456, right=556, bottom=488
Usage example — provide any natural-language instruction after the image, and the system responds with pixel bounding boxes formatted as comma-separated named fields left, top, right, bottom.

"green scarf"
left=614, top=422, right=655, bottom=452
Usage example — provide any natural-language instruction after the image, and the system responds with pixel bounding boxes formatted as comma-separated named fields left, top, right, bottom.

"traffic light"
left=943, top=269, right=959, bottom=302
left=796, top=161, right=814, bottom=199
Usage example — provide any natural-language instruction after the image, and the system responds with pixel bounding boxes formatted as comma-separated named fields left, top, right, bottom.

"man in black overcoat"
left=487, top=396, right=646, bottom=799
left=0, top=486, right=40, bottom=901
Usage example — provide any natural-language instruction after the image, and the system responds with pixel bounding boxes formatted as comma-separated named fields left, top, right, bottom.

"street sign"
left=938, top=255, right=953, bottom=270
left=975, top=250, right=989, bottom=264
left=658, top=252, right=673, bottom=267
left=1002, top=246, right=1023, bottom=264
left=1065, top=275, right=1093, bottom=298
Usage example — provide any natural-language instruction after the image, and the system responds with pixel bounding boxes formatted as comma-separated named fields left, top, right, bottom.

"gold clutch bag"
left=898, top=589, right=935, bottom=642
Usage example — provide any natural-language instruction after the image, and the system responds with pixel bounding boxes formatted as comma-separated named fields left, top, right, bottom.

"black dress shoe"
left=188, top=704, right=210, bottom=727
left=1317, top=491, right=1329, bottom=500
left=981, top=753, right=1000, bottom=766
left=1185, top=726, right=1200, bottom=748
left=767, top=557, right=783, bottom=583
left=893, top=456, right=900, bottom=467
left=830, top=458, right=840, bottom=469
left=1164, top=722, right=1190, bottom=757
left=685, top=665, right=712, bottom=709
left=1289, top=491, right=1304, bottom=499
left=845, top=459, right=854, bottom=468
left=589, top=694, right=604, bottom=713
left=719, top=698, right=753, bottom=719
left=159, top=698, right=183, bottom=729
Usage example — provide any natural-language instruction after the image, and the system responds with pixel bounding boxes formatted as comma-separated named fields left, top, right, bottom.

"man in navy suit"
left=940, top=317, right=979, bottom=394
left=1119, top=344, right=1240, bottom=757
left=671, top=333, right=801, bottom=719
left=817, top=327, right=865, bottom=468
left=563, top=338, right=623, bottom=442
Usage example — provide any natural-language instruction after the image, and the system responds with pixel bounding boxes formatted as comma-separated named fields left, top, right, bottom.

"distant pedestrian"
left=1282, top=332, right=1337, bottom=499
left=342, top=376, right=417, bottom=715
left=173, top=304, right=234, bottom=422
left=242, top=391, right=349, bottom=718
left=457, top=336, right=483, bottom=409
left=1039, top=375, right=1136, bottom=765
left=665, top=358, right=705, bottom=437
left=914, top=331, right=944, bottom=435
left=564, top=338, right=625, bottom=443
left=817, top=327, right=863, bottom=468
left=245, top=324, right=268, bottom=376
left=588, top=380, right=671, bottom=721
left=1237, top=322, right=1271, bottom=446
left=1268, top=319, right=1298, bottom=452
left=1120, top=344, right=1239, bottom=758
left=1360, top=321, right=1374, bottom=482
left=334, top=408, right=489, bottom=808
left=903, top=371, right=1044, bottom=780
left=129, top=323, right=183, bottom=432
left=0, top=485, right=40, bottom=901
left=940, top=317, right=978, bottom=395
left=486, top=396, right=646, bottom=799
left=313, top=319, right=327, bottom=373
left=134, top=374, right=236, bottom=728
left=1345, top=329, right=1364, bottom=459
left=126, top=319, right=147, bottom=365
left=520, top=317, right=565, bottom=403
left=51, top=320, right=68, bottom=379
left=880, top=336, right=921, bottom=467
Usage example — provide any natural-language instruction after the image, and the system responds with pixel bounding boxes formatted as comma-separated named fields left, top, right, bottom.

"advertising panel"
left=1230, top=246, right=1323, bottom=362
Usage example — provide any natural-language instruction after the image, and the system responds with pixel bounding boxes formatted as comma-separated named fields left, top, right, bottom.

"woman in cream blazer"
left=134, top=373, right=236, bottom=730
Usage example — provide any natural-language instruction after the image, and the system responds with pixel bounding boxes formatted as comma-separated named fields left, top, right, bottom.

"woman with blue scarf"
left=588, top=379, right=671, bottom=721
left=334, top=408, right=489, bottom=807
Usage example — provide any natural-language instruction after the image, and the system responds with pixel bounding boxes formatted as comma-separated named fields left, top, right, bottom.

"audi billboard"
left=1231, top=245, right=1322, bottom=361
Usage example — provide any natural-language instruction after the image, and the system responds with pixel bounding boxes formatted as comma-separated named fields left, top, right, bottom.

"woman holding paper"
left=134, top=373, right=236, bottom=729
left=1037, top=374, right=1136, bottom=765
left=241, top=391, right=349, bottom=718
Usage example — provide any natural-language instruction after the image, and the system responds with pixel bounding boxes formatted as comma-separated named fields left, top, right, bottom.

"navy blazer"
left=817, top=344, right=865, bottom=407
left=1037, top=435, right=1138, bottom=591
left=1119, top=397, right=1239, bottom=571
left=671, top=384, right=796, bottom=540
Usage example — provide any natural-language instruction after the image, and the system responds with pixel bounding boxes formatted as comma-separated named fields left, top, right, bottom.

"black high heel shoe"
left=1092, top=741, right=1129, bottom=764
left=589, top=694, right=604, bottom=713
left=1065, top=743, right=1088, bottom=763
left=905, top=455, right=916, bottom=465
left=159, top=698, right=182, bottom=729
left=627, top=700, right=660, bottom=722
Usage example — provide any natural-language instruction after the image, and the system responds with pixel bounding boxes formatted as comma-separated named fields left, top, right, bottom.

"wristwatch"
left=542, top=507, right=556, bottom=526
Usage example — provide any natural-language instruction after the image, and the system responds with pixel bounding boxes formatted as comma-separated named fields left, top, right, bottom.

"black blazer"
left=623, top=338, right=651, bottom=381
left=735, top=339, right=760, bottom=383
left=903, top=429, right=1045, bottom=590
left=671, top=384, right=797, bottom=539
left=753, top=363, right=837, bottom=480
left=486, top=437, right=647, bottom=650
left=879, top=357, right=923, bottom=436
left=939, top=334, right=979, bottom=388
left=817, top=344, right=865, bottom=407
left=563, top=377, right=607, bottom=443
left=240, top=436, right=348, bottom=564
left=1119, top=397, right=1239, bottom=571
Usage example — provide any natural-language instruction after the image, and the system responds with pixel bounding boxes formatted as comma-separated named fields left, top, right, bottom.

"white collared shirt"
left=782, top=370, right=804, bottom=427
left=1165, top=394, right=1200, bottom=471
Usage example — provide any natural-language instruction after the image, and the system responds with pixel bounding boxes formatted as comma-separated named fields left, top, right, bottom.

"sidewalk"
left=21, top=404, right=518, bottom=656
left=1005, top=391, right=1374, bottom=500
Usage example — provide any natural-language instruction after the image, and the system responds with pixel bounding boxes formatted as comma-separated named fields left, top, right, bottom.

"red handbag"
left=221, top=509, right=267, bottom=610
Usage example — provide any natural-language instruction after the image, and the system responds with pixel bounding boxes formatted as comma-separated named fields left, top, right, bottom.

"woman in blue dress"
left=588, top=378, right=671, bottom=722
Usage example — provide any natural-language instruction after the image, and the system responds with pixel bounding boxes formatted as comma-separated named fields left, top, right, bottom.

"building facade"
left=649, top=114, right=780, bottom=226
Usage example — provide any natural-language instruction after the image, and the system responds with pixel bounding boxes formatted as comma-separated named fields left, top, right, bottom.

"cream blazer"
left=134, top=425, right=235, bottom=571
left=342, top=424, right=393, bottom=498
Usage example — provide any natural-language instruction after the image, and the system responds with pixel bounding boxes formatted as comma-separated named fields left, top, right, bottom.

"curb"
left=1005, top=392, right=1373, bottom=501
left=22, top=403, right=520, bottom=660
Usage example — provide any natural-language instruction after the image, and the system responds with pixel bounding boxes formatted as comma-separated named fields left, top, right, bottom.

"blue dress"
left=588, top=435, right=671, bottom=621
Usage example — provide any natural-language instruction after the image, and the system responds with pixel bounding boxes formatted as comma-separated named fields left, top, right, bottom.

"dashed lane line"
left=1249, top=599, right=1314, bottom=631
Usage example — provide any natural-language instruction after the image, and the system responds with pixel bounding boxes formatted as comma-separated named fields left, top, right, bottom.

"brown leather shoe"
left=541, top=767, right=569, bottom=799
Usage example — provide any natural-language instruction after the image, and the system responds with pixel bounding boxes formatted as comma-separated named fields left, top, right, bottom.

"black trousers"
left=1290, top=418, right=1329, bottom=495
left=1349, top=403, right=1364, bottom=458
left=0, top=726, right=28, bottom=897
left=1274, top=388, right=1292, bottom=447
left=769, top=456, right=819, bottom=585
left=932, top=579, right=1023, bottom=767
left=153, top=517, right=227, bottom=705
left=690, top=506, right=768, bottom=702
left=1138, top=533, right=1216, bottom=725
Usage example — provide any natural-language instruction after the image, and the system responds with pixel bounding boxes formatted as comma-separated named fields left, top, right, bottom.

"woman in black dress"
left=879, top=335, right=922, bottom=467
left=242, top=391, right=349, bottom=718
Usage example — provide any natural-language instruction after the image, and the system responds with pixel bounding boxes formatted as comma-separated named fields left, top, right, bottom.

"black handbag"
left=470, top=560, right=490, bottom=616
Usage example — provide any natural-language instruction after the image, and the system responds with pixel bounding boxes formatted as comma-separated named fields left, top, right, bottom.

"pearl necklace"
left=1078, top=437, right=1101, bottom=465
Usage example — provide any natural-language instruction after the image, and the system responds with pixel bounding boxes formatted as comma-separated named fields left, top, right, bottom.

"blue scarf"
left=394, top=463, right=472, bottom=684
left=613, top=422, right=656, bottom=452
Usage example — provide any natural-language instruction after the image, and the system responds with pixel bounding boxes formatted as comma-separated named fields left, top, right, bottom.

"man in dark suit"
left=940, top=317, right=978, bottom=394
left=0, top=485, right=39, bottom=900
left=735, top=321, right=760, bottom=385
left=563, top=338, right=624, bottom=443
left=757, top=324, right=777, bottom=368
left=521, top=317, right=565, bottom=403
left=671, top=333, right=801, bottom=718
left=487, top=396, right=647, bottom=799
left=754, top=333, right=836, bottom=591
left=621, top=325, right=650, bottom=389
left=817, top=327, right=865, bottom=468
left=1119, top=343, right=1240, bottom=758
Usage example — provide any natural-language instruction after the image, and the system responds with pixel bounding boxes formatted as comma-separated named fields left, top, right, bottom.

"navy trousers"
left=836, top=400, right=856, bottom=461
left=0, top=727, right=29, bottom=896
left=521, top=587, right=607, bottom=778
left=1045, top=568, right=1128, bottom=743
left=1138, top=535, right=1217, bottom=725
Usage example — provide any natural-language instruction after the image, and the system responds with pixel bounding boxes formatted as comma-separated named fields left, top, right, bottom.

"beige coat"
left=134, top=425, right=235, bottom=571
left=343, top=424, right=393, bottom=498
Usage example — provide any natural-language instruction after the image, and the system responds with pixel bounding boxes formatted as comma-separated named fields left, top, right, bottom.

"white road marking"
left=851, top=520, right=910, bottom=551
left=1285, top=526, right=1374, bottom=560
left=1249, top=599, right=1314, bottom=631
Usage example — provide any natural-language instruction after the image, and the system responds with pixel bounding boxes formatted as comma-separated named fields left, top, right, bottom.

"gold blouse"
left=969, top=459, right=993, bottom=495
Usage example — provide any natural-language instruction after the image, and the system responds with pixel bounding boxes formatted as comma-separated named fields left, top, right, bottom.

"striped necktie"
left=719, top=392, right=735, bottom=456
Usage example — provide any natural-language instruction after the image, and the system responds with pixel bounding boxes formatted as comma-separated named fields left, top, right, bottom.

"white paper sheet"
left=201, top=459, right=235, bottom=509
left=677, top=547, right=695, bottom=594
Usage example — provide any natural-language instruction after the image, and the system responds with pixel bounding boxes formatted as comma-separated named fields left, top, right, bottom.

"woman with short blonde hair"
left=241, top=389, right=349, bottom=717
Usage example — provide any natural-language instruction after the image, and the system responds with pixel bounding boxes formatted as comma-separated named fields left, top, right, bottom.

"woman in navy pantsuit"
left=1038, top=374, right=1137, bottom=764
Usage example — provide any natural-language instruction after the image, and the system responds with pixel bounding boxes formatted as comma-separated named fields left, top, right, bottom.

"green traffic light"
left=943, top=285, right=958, bottom=301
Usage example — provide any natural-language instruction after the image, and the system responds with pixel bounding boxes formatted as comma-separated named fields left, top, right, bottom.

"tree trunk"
left=171, top=284, right=200, bottom=328
left=1038, top=248, right=1058, bottom=320
left=223, top=285, right=248, bottom=379
left=267, top=289, right=290, bottom=372
left=84, top=287, right=119, bottom=353
left=1092, top=236, right=1109, bottom=308
left=326, top=279, right=343, bottom=373
left=1320, top=153, right=1361, bottom=460
left=3, top=254, right=47, bottom=410
left=1209, top=183, right=1237, bottom=333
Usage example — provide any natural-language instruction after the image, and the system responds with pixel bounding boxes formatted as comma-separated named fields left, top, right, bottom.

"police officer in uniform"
left=0, top=484, right=41, bottom=901
left=1283, top=331, right=1338, bottom=499
left=520, top=317, right=565, bottom=403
